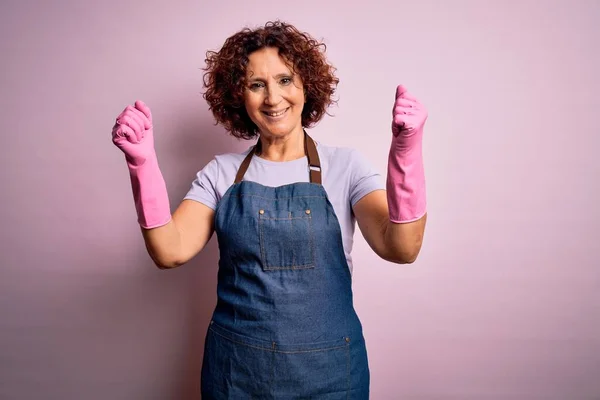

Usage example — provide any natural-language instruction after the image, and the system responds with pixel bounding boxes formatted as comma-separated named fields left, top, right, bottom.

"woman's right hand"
left=110, top=99, right=216, bottom=268
left=112, top=100, right=156, bottom=166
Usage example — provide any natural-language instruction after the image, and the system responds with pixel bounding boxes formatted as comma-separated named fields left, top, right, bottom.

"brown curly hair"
left=202, top=21, right=339, bottom=140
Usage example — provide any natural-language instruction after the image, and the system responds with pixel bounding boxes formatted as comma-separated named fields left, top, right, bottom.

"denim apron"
left=201, top=133, right=370, bottom=399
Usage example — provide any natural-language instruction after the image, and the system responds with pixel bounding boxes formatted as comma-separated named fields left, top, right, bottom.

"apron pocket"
left=271, top=337, right=352, bottom=398
left=201, top=322, right=274, bottom=398
left=258, top=208, right=315, bottom=271
left=202, top=321, right=355, bottom=399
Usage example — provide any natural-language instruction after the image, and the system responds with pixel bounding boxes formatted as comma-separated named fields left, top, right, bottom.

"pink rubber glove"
left=112, top=101, right=172, bottom=229
left=387, top=85, right=427, bottom=223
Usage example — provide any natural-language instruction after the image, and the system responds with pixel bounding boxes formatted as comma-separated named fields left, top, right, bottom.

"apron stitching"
left=258, top=214, right=266, bottom=269
left=264, top=265, right=314, bottom=270
left=308, top=214, right=315, bottom=268
left=228, top=194, right=327, bottom=201
left=346, top=339, right=351, bottom=399
left=210, top=327, right=348, bottom=353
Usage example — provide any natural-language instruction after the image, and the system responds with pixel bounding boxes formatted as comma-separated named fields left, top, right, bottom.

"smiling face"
left=243, top=47, right=305, bottom=140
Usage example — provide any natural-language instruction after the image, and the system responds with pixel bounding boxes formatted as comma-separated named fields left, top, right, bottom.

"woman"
left=112, top=21, right=427, bottom=399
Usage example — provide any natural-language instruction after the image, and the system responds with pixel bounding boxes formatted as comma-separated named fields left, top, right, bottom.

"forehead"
left=246, top=47, right=292, bottom=77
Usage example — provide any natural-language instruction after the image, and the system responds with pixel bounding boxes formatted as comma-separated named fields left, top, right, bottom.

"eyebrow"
left=247, top=73, right=293, bottom=82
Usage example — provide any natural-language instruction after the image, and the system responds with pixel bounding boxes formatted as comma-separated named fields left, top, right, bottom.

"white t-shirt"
left=184, top=141, right=385, bottom=273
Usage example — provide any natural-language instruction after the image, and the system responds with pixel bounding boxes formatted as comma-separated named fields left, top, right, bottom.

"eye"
left=249, top=82, right=265, bottom=91
left=280, top=77, right=292, bottom=85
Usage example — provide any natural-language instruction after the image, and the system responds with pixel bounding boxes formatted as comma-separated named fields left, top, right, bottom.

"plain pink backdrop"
left=1, top=0, right=599, bottom=399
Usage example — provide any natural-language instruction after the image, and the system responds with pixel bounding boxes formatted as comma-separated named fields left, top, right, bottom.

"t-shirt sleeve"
left=348, top=149, right=386, bottom=207
left=183, top=158, right=220, bottom=210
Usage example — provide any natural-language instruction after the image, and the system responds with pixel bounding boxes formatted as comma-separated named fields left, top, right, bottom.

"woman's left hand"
left=386, top=84, right=427, bottom=225
left=391, top=84, right=428, bottom=148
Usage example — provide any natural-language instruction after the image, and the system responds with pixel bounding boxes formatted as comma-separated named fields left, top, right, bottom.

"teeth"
left=265, top=109, right=287, bottom=117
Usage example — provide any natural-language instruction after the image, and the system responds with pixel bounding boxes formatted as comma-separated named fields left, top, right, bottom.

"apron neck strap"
left=234, top=131, right=322, bottom=184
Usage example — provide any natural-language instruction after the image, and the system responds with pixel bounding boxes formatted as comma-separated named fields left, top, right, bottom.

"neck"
left=257, top=128, right=306, bottom=162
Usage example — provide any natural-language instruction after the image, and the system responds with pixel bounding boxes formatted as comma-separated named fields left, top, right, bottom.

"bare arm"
left=353, top=190, right=426, bottom=264
left=141, top=200, right=215, bottom=269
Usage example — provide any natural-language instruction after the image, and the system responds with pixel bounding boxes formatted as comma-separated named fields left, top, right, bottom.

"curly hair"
left=202, top=21, right=339, bottom=140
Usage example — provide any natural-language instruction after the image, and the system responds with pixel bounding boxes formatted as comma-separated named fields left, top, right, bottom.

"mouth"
left=262, top=107, right=290, bottom=118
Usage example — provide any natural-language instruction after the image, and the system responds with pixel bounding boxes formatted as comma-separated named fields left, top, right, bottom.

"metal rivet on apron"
left=259, top=209, right=264, bottom=215
left=305, top=209, right=311, bottom=214
left=345, top=337, right=350, bottom=343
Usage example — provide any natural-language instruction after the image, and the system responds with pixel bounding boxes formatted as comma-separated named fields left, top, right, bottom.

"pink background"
left=1, top=0, right=599, bottom=398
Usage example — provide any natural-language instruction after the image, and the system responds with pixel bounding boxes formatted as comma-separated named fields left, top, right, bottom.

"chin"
left=259, top=123, right=300, bottom=138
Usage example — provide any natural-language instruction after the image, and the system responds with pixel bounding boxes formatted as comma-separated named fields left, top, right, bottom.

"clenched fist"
left=391, top=85, right=428, bottom=147
left=112, top=100, right=156, bottom=166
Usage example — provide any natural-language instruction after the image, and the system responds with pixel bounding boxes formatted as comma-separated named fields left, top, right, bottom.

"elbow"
left=149, top=253, right=186, bottom=270
left=382, top=245, right=422, bottom=265
left=400, top=251, right=420, bottom=264
left=386, top=252, right=419, bottom=265
left=154, top=260, right=182, bottom=270
left=379, top=217, right=426, bottom=265
left=143, top=241, right=187, bottom=270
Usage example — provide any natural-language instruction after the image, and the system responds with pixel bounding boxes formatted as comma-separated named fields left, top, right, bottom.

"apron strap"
left=234, top=147, right=255, bottom=184
left=304, top=132, right=322, bottom=185
left=234, top=131, right=322, bottom=184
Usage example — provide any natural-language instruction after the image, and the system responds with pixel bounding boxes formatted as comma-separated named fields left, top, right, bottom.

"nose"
left=264, top=83, right=282, bottom=106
